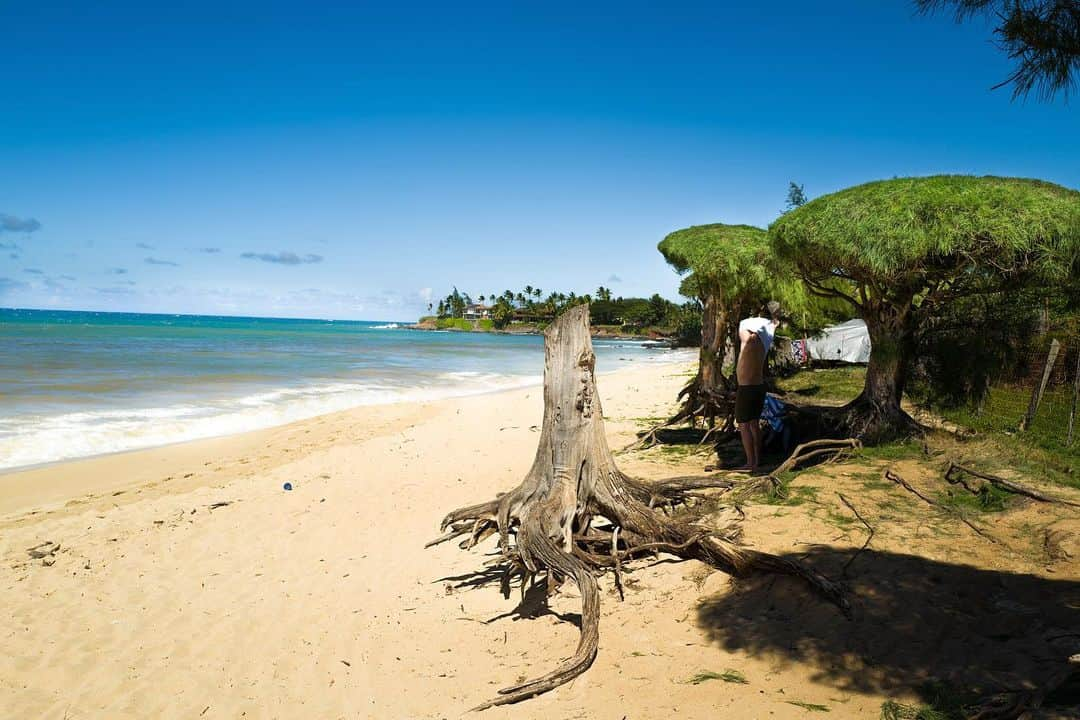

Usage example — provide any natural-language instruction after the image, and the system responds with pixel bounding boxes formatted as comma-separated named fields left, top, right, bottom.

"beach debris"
left=283, top=482, right=293, bottom=491
left=945, top=461, right=1080, bottom=508
left=836, top=493, right=874, bottom=576
left=207, top=501, right=232, bottom=510
left=27, top=541, right=60, bottom=559
left=429, top=306, right=850, bottom=711
left=884, top=468, right=997, bottom=543
left=733, top=438, right=862, bottom=502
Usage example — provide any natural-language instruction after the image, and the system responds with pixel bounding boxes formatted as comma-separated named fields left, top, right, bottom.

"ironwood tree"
left=431, top=305, right=848, bottom=710
left=649, top=224, right=774, bottom=436
left=770, top=174, right=1080, bottom=440
left=916, top=0, right=1080, bottom=100
left=643, top=223, right=825, bottom=443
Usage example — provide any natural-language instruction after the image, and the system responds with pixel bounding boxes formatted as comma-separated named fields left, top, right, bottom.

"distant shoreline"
left=408, top=318, right=678, bottom=344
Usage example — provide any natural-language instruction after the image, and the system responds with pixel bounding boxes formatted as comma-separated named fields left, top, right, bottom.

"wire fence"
left=958, top=336, right=1080, bottom=453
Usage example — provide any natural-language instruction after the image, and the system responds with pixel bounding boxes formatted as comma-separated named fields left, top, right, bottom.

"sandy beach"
left=4, top=360, right=788, bottom=720
left=4, top=357, right=1077, bottom=720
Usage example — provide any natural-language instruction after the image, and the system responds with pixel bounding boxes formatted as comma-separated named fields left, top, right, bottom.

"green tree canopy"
left=916, top=0, right=1080, bottom=100
left=658, top=223, right=771, bottom=302
left=770, top=174, right=1080, bottom=437
left=653, top=222, right=832, bottom=432
left=660, top=223, right=837, bottom=333
left=771, top=175, right=1080, bottom=298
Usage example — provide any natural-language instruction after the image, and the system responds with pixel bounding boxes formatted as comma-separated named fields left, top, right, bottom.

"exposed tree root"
left=430, top=306, right=851, bottom=711
left=945, top=462, right=1080, bottom=509
left=771, top=438, right=862, bottom=475
left=967, top=652, right=1080, bottom=720
left=836, top=492, right=874, bottom=577
left=825, top=393, right=925, bottom=443
left=731, top=438, right=862, bottom=502
left=883, top=468, right=998, bottom=543
left=631, top=377, right=734, bottom=449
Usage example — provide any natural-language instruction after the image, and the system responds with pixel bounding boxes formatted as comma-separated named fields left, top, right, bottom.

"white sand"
left=0, top=361, right=885, bottom=719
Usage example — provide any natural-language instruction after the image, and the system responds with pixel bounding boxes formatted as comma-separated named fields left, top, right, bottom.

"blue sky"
left=1, top=1, right=1077, bottom=320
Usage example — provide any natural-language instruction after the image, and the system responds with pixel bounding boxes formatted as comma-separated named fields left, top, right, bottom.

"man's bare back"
left=737, top=331, right=765, bottom=385
left=734, top=310, right=779, bottom=472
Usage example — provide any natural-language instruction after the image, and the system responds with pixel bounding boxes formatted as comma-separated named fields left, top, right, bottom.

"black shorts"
left=735, top=384, right=766, bottom=424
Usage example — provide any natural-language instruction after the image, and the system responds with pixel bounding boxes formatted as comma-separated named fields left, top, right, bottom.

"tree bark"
left=698, top=288, right=727, bottom=396
left=637, top=288, right=735, bottom=444
left=838, top=307, right=920, bottom=440
left=433, top=305, right=848, bottom=710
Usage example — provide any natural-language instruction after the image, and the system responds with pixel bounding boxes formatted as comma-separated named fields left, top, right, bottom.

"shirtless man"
left=735, top=302, right=780, bottom=472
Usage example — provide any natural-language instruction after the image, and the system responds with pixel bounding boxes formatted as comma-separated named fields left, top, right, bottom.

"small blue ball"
left=283, top=482, right=293, bottom=491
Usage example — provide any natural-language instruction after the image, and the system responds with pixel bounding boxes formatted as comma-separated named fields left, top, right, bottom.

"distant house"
left=463, top=303, right=491, bottom=320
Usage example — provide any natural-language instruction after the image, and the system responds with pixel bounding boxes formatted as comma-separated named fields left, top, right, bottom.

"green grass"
left=878, top=682, right=974, bottom=720
left=432, top=317, right=496, bottom=331
left=785, top=700, right=830, bottom=712
left=821, top=505, right=859, bottom=529
left=857, top=440, right=923, bottom=462
left=761, top=476, right=819, bottom=506
left=933, top=383, right=1080, bottom=475
left=879, top=701, right=954, bottom=720
left=937, top=482, right=1011, bottom=513
left=775, top=366, right=866, bottom=405
left=434, top=317, right=475, bottom=331
left=686, top=669, right=748, bottom=685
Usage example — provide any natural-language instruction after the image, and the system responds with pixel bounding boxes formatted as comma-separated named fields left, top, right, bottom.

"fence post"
left=1069, top=348, right=1080, bottom=447
left=1020, top=338, right=1060, bottom=432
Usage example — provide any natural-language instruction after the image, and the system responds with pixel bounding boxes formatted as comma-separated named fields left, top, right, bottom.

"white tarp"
left=807, top=319, right=871, bottom=363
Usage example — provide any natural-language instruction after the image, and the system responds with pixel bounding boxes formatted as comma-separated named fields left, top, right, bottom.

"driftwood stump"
left=431, top=305, right=848, bottom=710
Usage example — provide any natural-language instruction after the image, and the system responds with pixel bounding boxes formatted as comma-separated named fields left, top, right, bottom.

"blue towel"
left=761, top=395, right=785, bottom=432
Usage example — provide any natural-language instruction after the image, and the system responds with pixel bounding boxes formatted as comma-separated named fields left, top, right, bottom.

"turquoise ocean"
left=0, top=308, right=692, bottom=470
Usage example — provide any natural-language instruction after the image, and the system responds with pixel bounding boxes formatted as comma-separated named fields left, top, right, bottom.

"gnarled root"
left=428, top=305, right=850, bottom=711
left=434, top=466, right=850, bottom=711
left=630, top=377, right=734, bottom=449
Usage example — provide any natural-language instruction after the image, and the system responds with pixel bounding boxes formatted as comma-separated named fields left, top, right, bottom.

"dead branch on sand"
left=884, top=468, right=997, bottom=544
left=836, top=492, right=874, bottom=576
left=945, top=462, right=1080, bottom=509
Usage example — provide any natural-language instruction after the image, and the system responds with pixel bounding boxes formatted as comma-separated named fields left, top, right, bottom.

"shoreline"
left=1, top=358, right=731, bottom=719
left=9, top=355, right=1058, bottom=720
left=0, top=359, right=692, bottom=522
left=0, top=349, right=691, bottom=479
left=407, top=320, right=679, bottom=343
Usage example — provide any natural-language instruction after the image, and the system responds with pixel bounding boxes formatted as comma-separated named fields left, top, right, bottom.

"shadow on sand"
left=697, top=547, right=1080, bottom=713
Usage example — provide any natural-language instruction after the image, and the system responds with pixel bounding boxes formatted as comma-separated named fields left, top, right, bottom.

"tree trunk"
left=432, top=305, right=848, bottom=710
left=838, top=310, right=920, bottom=441
left=636, top=289, right=734, bottom=444
left=699, top=289, right=727, bottom=395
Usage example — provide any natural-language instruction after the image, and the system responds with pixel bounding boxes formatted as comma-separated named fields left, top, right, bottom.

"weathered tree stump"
left=430, top=305, right=848, bottom=710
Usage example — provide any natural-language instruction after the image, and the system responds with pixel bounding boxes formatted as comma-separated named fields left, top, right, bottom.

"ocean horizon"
left=0, top=307, right=692, bottom=471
